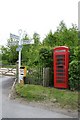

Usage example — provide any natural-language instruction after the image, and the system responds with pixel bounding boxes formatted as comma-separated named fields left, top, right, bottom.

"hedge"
left=69, top=60, right=80, bottom=90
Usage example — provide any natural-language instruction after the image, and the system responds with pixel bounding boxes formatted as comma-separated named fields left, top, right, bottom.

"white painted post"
left=18, top=29, right=22, bottom=83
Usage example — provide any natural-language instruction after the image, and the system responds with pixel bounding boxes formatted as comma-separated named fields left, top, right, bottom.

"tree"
left=1, top=38, right=18, bottom=65
left=22, top=32, right=41, bottom=67
left=33, top=32, right=41, bottom=45
left=43, top=21, right=78, bottom=48
left=43, top=30, right=55, bottom=47
left=39, top=47, right=52, bottom=67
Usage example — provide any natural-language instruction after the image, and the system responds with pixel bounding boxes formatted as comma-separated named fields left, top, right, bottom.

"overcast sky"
left=0, top=0, right=79, bottom=46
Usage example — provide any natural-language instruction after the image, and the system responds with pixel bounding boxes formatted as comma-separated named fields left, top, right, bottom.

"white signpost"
left=10, top=30, right=34, bottom=83
left=22, top=39, right=34, bottom=45
left=10, top=33, right=19, bottom=40
left=9, top=41, right=19, bottom=46
left=16, top=47, right=22, bottom=52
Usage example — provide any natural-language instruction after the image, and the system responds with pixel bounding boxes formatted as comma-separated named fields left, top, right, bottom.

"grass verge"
left=15, top=84, right=78, bottom=110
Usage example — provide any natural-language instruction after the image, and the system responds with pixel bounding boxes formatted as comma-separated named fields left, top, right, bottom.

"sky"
left=0, top=0, right=79, bottom=46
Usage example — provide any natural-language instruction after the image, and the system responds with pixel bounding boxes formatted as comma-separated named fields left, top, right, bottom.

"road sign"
left=16, top=47, right=20, bottom=52
left=18, top=45, right=23, bottom=48
left=16, top=45, right=23, bottom=51
left=22, top=39, right=34, bottom=45
left=10, top=33, right=19, bottom=40
left=8, top=41, right=19, bottom=46
left=16, top=47, right=22, bottom=51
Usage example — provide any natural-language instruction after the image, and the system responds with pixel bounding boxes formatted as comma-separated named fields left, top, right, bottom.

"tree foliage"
left=39, top=47, right=52, bottom=67
left=43, top=21, right=78, bottom=47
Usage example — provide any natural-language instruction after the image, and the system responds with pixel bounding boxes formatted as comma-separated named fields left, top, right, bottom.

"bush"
left=69, top=60, right=80, bottom=90
left=39, top=48, right=53, bottom=67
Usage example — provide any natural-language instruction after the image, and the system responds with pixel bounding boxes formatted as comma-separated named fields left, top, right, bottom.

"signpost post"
left=10, top=30, right=34, bottom=83
left=18, top=29, right=22, bottom=83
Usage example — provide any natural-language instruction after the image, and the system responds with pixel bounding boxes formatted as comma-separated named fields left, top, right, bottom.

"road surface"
left=0, top=76, right=72, bottom=118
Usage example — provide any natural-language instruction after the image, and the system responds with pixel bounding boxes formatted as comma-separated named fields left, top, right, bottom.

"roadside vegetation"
left=15, top=84, right=78, bottom=110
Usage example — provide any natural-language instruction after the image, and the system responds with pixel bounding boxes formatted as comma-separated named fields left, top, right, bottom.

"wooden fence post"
left=43, top=67, right=50, bottom=87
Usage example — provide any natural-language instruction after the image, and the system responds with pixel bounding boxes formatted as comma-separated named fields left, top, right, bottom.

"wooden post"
left=43, top=67, right=50, bottom=87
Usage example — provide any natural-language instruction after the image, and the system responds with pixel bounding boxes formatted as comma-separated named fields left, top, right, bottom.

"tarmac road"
left=0, top=76, right=72, bottom=118
left=0, top=75, right=2, bottom=120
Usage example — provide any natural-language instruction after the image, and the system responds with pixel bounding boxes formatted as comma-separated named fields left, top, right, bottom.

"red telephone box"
left=53, top=46, right=70, bottom=88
